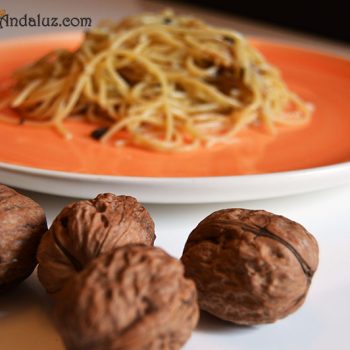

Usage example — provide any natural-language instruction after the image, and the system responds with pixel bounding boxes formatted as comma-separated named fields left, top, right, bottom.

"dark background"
left=172, top=0, right=349, bottom=44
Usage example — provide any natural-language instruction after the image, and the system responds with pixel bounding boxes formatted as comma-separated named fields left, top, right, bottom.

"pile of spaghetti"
left=2, top=10, right=312, bottom=151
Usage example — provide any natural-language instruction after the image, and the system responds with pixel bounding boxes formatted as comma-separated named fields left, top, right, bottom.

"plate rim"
left=1, top=160, right=350, bottom=203
left=1, top=160, right=350, bottom=182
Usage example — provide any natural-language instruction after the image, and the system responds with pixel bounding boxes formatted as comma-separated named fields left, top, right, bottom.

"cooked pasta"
left=0, top=10, right=312, bottom=151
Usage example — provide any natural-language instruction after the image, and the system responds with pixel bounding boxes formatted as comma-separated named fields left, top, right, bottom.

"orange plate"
left=0, top=33, right=349, bottom=177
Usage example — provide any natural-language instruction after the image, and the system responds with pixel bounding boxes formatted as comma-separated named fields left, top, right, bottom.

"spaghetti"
left=1, top=10, right=312, bottom=151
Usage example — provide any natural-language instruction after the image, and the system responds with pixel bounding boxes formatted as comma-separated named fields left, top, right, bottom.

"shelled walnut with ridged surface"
left=0, top=184, right=47, bottom=291
left=37, top=193, right=155, bottom=294
left=54, top=244, right=199, bottom=350
left=181, top=208, right=319, bottom=325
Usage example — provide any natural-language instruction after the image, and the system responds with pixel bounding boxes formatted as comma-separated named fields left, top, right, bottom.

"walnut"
left=37, top=193, right=155, bottom=294
left=54, top=245, right=199, bottom=350
left=181, top=208, right=319, bottom=325
left=0, top=184, right=47, bottom=291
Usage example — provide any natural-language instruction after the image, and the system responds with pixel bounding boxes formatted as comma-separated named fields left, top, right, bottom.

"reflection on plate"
left=0, top=33, right=349, bottom=202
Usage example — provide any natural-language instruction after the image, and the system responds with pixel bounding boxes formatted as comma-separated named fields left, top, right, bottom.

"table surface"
left=1, top=1, right=350, bottom=350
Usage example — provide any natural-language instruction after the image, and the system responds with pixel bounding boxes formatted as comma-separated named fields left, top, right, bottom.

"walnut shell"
left=181, top=208, right=319, bottom=325
left=54, top=245, right=199, bottom=350
left=37, top=193, right=155, bottom=294
left=0, top=184, right=47, bottom=291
